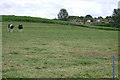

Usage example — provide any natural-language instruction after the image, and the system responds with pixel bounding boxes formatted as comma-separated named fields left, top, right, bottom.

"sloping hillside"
left=2, top=21, right=118, bottom=78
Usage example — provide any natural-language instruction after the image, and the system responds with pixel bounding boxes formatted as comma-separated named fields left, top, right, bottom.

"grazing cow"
left=8, top=24, right=14, bottom=32
left=18, top=24, right=23, bottom=32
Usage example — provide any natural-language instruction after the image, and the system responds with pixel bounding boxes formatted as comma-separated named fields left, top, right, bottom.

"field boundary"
left=1, top=15, right=120, bottom=31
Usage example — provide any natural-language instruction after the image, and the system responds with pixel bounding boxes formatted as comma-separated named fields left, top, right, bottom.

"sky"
left=0, top=0, right=119, bottom=19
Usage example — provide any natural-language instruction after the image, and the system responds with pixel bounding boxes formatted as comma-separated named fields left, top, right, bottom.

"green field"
left=2, top=22, right=118, bottom=78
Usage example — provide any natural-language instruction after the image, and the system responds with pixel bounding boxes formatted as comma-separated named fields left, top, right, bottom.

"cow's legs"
left=10, top=29, right=13, bottom=32
left=19, top=29, right=22, bottom=32
left=8, top=28, right=10, bottom=32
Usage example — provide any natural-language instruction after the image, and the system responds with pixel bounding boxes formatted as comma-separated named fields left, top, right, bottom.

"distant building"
left=69, top=19, right=82, bottom=24
left=86, top=20, right=92, bottom=25
left=87, top=20, right=91, bottom=23
left=97, top=19, right=101, bottom=23
left=94, top=18, right=101, bottom=24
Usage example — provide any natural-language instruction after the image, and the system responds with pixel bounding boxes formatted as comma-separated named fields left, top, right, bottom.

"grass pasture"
left=2, top=22, right=118, bottom=78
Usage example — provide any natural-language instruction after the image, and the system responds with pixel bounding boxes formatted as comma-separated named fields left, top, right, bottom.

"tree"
left=79, top=16, right=84, bottom=19
left=106, top=16, right=112, bottom=19
left=112, top=8, right=120, bottom=28
left=85, top=15, right=92, bottom=19
left=85, top=15, right=93, bottom=22
left=57, top=8, right=69, bottom=21
left=98, top=16, right=103, bottom=19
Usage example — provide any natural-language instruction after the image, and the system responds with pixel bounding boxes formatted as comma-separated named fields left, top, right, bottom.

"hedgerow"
left=1, top=15, right=119, bottom=31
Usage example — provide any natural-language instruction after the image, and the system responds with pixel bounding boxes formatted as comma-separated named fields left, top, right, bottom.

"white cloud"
left=0, top=0, right=119, bottom=19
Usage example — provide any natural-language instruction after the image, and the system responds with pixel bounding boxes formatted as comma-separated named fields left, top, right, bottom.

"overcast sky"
left=0, top=0, right=119, bottom=19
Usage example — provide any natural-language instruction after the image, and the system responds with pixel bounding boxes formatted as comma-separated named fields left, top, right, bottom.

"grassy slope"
left=2, top=22, right=118, bottom=78
left=2, top=15, right=120, bottom=31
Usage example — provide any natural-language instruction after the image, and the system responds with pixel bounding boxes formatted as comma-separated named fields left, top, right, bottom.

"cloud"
left=0, top=0, right=119, bottom=19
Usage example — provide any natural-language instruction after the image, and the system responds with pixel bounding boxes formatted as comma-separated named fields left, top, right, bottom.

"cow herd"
left=8, top=24, right=23, bottom=32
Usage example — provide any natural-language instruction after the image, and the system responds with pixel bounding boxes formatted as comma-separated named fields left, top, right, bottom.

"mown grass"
left=2, top=22, right=118, bottom=78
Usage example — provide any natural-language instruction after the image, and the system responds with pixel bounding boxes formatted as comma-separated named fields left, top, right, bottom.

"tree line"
left=57, top=8, right=120, bottom=28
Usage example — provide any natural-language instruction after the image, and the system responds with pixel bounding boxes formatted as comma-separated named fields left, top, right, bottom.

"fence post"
left=113, top=56, right=115, bottom=80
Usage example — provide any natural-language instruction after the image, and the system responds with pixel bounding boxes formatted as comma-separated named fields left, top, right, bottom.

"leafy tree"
left=68, top=16, right=79, bottom=19
left=112, top=8, right=120, bottom=28
left=106, top=16, right=112, bottom=19
left=98, top=16, right=105, bottom=23
left=105, top=16, right=112, bottom=22
left=57, top=8, right=69, bottom=21
left=85, top=15, right=93, bottom=22
left=85, top=15, right=92, bottom=19
left=98, top=16, right=103, bottom=19
left=79, top=16, right=84, bottom=19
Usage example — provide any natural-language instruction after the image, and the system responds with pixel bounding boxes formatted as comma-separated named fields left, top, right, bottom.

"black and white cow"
left=18, top=24, right=23, bottom=32
left=8, top=24, right=14, bottom=32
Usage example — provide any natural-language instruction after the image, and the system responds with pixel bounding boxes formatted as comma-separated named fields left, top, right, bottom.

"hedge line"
left=1, top=15, right=120, bottom=31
